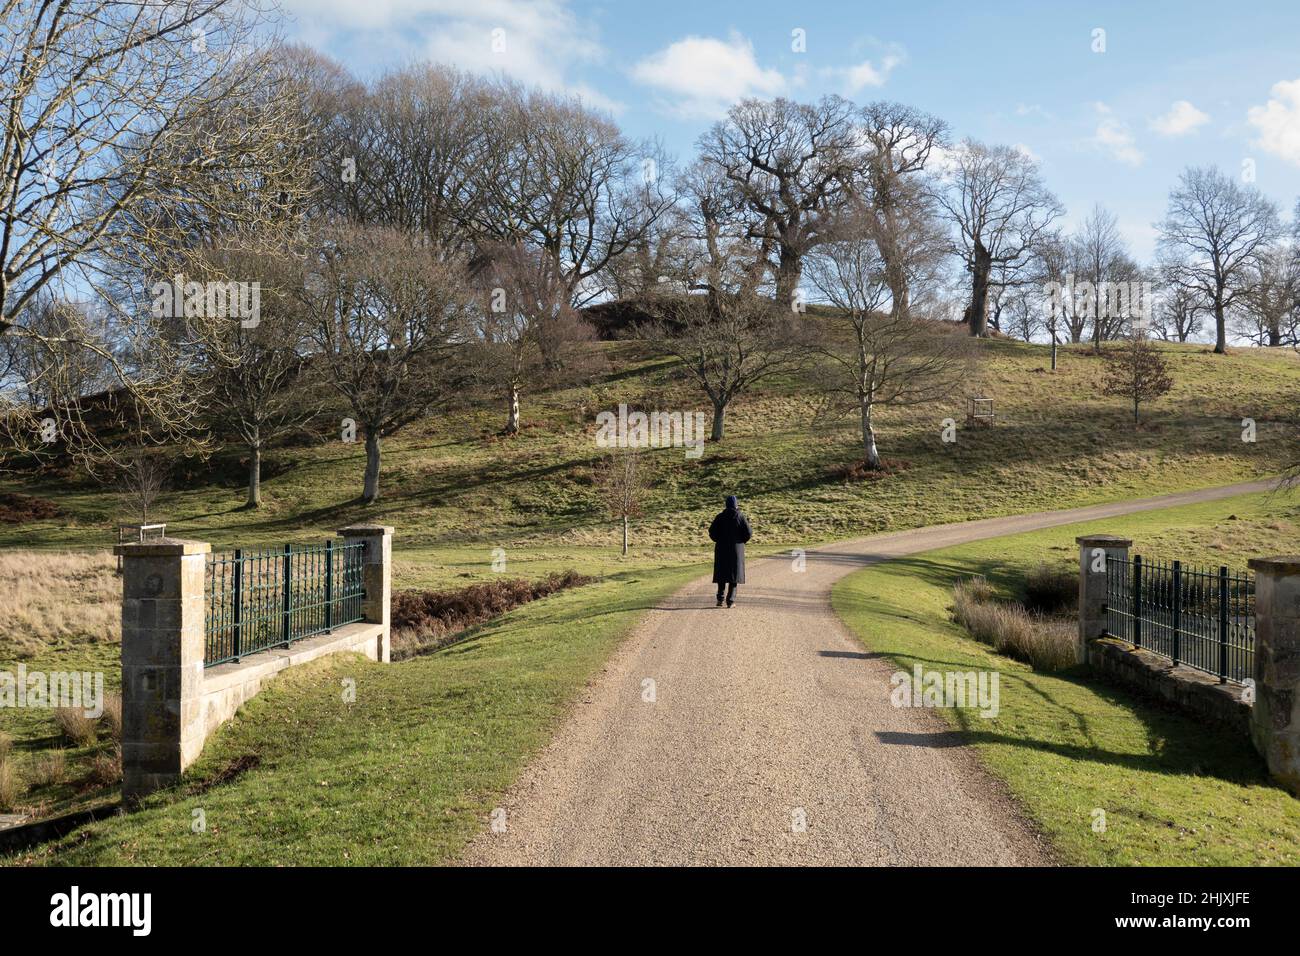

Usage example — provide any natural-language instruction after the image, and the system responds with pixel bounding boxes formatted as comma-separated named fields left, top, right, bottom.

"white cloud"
left=1149, top=100, right=1209, bottom=136
left=280, top=0, right=618, bottom=112
left=630, top=33, right=785, bottom=119
left=1247, top=78, right=1300, bottom=166
left=820, top=42, right=904, bottom=95
left=1091, top=104, right=1144, bottom=166
left=1012, top=142, right=1040, bottom=163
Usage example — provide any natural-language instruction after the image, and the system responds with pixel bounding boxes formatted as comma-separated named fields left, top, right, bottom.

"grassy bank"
left=6, top=561, right=703, bottom=866
left=831, top=490, right=1300, bottom=865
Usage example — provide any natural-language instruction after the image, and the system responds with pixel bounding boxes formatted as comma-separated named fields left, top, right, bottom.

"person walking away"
left=709, top=495, right=752, bottom=607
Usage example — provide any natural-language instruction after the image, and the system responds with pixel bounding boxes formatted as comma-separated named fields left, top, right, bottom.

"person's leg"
left=726, top=582, right=737, bottom=606
left=716, top=583, right=725, bottom=606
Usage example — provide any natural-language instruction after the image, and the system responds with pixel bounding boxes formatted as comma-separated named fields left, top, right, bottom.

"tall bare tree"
left=805, top=232, right=970, bottom=468
left=1236, top=244, right=1300, bottom=347
left=0, top=0, right=304, bottom=465
left=1156, top=166, right=1281, bottom=354
left=300, top=226, right=473, bottom=503
left=698, top=96, right=868, bottom=305
left=857, top=102, right=949, bottom=319
left=935, top=140, right=1063, bottom=337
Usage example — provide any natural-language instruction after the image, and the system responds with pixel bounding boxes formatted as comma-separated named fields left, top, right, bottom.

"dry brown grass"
left=54, top=707, right=98, bottom=747
left=99, top=692, right=122, bottom=742
left=0, top=757, right=23, bottom=812
left=0, top=730, right=12, bottom=762
left=84, top=746, right=122, bottom=788
left=0, top=550, right=119, bottom=659
left=30, top=749, right=67, bottom=788
left=953, top=577, right=1076, bottom=672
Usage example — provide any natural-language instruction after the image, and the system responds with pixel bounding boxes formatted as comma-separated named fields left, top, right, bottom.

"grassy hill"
left=0, top=335, right=1294, bottom=592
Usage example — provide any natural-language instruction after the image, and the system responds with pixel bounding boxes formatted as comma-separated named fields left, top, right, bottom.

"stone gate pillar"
left=338, top=525, right=393, bottom=663
left=1247, top=556, right=1300, bottom=796
left=115, top=537, right=210, bottom=801
left=1077, top=534, right=1132, bottom=664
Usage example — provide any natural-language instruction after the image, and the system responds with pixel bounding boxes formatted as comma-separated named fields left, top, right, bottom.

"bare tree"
left=469, top=86, right=676, bottom=310
left=640, top=289, right=808, bottom=442
left=1236, top=244, right=1300, bottom=347
left=1071, top=205, right=1138, bottom=350
left=1101, top=333, right=1175, bottom=424
left=805, top=233, right=970, bottom=468
left=469, top=243, right=597, bottom=434
left=857, top=102, right=949, bottom=319
left=201, top=244, right=315, bottom=507
left=596, top=448, right=650, bottom=556
left=935, top=141, right=1063, bottom=337
left=698, top=96, right=868, bottom=305
left=1156, top=166, right=1281, bottom=354
left=117, top=448, right=171, bottom=525
left=0, top=0, right=305, bottom=465
left=300, top=225, right=474, bottom=503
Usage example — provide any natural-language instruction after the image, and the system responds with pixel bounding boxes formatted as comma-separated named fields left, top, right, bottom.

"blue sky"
left=282, top=0, right=1300, bottom=260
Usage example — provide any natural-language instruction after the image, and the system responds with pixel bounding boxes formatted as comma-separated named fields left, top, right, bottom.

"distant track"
left=463, top=479, right=1274, bottom=866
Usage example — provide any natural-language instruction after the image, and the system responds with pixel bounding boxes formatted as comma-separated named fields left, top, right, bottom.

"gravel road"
left=463, top=480, right=1272, bottom=866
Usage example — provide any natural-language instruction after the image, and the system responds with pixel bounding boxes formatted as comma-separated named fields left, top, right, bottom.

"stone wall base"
left=1085, top=636, right=1252, bottom=737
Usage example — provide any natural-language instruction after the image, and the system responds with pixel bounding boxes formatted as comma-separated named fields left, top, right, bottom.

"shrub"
left=54, top=707, right=98, bottom=747
left=952, top=579, right=1076, bottom=672
left=1023, top=563, right=1077, bottom=616
left=0, top=758, right=23, bottom=812
left=99, top=692, right=123, bottom=743
left=391, top=570, right=595, bottom=659
left=0, top=730, right=12, bottom=762
left=84, top=746, right=122, bottom=788
left=31, top=750, right=68, bottom=788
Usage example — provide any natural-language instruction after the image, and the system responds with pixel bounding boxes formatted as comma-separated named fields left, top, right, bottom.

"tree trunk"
left=1133, top=394, right=1140, bottom=424
left=1213, top=299, right=1227, bottom=354
left=967, top=245, right=992, bottom=337
left=1268, top=322, right=1282, bottom=348
left=1050, top=332, right=1058, bottom=371
left=861, top=402, right=882, bottom=469
left=505, top=385, right=520, bottom=434
left=774, top=247, right=802, bottom=309
left=247, top=442, right=261, bottom=508
left=710, top=401, right=726, bottom=441
left=363, top=430, right=381, bottom=503
left=621, top=515, right=628, bottom=556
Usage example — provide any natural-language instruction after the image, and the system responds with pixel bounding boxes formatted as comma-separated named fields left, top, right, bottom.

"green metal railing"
left=1104, top=553, right=1254, bottom=684
left=204, top=540, right=366, bottom=667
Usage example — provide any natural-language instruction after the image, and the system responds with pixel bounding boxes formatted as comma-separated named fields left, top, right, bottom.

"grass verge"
left=831, top=491, right=1300, bottom=866
left=6, top=562, right=703, bottom=866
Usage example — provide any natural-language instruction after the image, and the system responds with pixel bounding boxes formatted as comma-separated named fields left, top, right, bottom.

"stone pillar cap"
left=1248, top=555, right=1300, bottom=574
left=1076, top=535, right=1133, bottom=547
left=114, top=537, right=210, bottom=557
left=337, top=524, right=395, bottom=536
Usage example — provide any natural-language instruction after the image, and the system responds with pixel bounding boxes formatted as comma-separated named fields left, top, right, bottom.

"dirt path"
left=463, top=480, right=1273, bottom=866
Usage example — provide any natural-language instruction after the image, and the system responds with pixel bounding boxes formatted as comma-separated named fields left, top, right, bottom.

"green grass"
left=6, top=562, right=703, bottom=866
left=1, top=337, right=1294, bottom=571
left=831, top=491, right=1300, bottom=866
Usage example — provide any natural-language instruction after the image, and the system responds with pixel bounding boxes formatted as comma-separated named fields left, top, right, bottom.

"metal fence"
left=1104, top=554, right=1254, bottom=684
left=204, top=540, right=366, bottom=667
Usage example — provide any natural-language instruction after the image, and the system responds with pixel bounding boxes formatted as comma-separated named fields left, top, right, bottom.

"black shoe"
left=726, top=600, right=735, bottom=608
left=716, top=598, right=724, bottom=607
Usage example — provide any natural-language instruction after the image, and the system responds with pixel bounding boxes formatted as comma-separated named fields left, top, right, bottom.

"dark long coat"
left=709, top=507, right=752, bottom=584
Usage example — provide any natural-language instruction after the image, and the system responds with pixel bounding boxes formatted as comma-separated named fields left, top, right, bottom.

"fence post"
left=1218, top=566, right=1230, bottom=684
left=324, top=540, right=334, bottom=632
left=115, top=536, right=211, bottom=801
left=338, top=525, right=393, bottom=663
left=1132, top=554, right=1143, bottom=648
left=1246, top=556, right=1300, bottom=796
left=232, top=549, right=243, bottom=661
left=282, top=544, right=292, bottom=648
left=1171, top=560, right=1181, bottom=665
left=1076, top=534, right=1132, bottom=665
